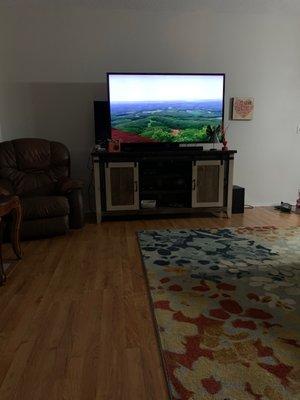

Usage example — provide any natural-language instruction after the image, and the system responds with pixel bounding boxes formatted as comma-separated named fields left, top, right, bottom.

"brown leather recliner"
left=0, top=138, right=85, bottom=239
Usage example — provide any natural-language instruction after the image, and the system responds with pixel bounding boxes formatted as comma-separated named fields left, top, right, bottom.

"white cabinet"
left=93, top=151, right=236, bottom=222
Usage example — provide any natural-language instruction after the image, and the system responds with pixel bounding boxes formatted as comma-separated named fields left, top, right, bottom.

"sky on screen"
left=109, top=74, right=224, bottom=102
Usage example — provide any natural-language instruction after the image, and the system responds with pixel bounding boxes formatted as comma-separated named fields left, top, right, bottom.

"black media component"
left=94, top=101, right=110, bottom=144
left=232, top=185, right=245, bottom=214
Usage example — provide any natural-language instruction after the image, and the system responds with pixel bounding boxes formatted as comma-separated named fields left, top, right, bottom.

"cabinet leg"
left=226, top=158, right=234, bottom=220
left=96, top=211, right=102, bottom=223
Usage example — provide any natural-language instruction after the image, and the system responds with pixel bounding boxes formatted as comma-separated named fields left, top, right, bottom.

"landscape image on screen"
left=108, top=74, right=224, bottom=143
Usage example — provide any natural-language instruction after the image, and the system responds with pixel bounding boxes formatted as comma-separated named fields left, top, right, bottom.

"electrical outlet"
left=297, top=124, right=300, bottom=134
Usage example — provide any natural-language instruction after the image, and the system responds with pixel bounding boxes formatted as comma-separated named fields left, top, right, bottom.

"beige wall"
left=0, top=3, right=300, bottom=206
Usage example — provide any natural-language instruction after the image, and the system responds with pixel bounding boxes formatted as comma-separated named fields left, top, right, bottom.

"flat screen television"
left=107, top=73, right=225, bottom=145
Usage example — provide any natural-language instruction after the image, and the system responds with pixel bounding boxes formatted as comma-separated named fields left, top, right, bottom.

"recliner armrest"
left=56, top=177, right=84, bottom=194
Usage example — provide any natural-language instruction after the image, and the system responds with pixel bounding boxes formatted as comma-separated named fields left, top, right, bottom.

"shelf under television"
left=140, top=173, right=189, bottom=180
left=140, top=189, right=188, bottom=195
left=102, top=206, right=226, bottom=219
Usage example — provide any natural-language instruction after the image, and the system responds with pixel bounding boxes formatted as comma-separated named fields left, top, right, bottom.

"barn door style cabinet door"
left=192, top=160, right=224, bottom=207
left=105, top=162, right=139, bottom=211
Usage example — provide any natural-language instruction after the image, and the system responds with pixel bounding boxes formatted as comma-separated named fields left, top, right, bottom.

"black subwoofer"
left=232, top=185, right=245, bottom=214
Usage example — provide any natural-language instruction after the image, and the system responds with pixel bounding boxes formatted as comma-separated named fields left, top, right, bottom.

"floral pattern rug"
left=137, top=226, right=300, bottom=400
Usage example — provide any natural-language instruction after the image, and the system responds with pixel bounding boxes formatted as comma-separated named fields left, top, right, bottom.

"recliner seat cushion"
left=22, top=196, right=70, bottom=220
left=21, top=216, right=69, bottom=240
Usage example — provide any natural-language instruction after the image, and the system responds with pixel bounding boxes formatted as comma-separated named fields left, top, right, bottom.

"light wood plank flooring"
left=0, top=207, right=299, bottom=400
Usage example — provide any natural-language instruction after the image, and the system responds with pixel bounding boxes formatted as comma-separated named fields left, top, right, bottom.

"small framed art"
left=231, top=97, right=254, bottom=120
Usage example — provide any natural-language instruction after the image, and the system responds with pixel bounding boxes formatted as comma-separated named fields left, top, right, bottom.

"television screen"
left=107, top=73, right=225, bottom=144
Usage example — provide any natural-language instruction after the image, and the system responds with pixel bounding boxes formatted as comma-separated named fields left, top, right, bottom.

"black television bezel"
left=106, top=72, right=226, bottom=145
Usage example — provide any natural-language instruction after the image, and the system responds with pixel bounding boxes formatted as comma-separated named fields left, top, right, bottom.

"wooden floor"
left=0, top=207, right=299, bottom=400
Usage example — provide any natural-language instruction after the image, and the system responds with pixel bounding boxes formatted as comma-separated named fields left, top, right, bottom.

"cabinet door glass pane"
left=196, top=165, right=220, bottom=203
left=110, top=167, right=134, bottom=206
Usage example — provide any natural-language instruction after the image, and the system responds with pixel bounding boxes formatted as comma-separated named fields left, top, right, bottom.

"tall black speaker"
left=232, top=185, right=245, bottom=214
left=94, top=101, right=110, bottom=144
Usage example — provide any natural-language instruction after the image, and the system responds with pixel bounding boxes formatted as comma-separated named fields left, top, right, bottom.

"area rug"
left=137, top=226, right=300, bottom=400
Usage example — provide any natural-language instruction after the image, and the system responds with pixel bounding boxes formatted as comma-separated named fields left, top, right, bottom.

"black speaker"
left=94, top=101, right=110, bottom=144
left=232, top=185, right=245, bottom=214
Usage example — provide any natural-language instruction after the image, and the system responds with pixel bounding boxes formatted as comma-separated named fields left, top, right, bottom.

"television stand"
left=92, top=149, right=236, bottom=222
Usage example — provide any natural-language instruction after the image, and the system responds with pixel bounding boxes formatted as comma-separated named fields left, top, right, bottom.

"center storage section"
left=139, top=159, right=192, bottom=209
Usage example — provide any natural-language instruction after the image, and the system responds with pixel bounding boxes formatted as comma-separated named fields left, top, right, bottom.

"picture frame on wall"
left=231, top=97, right=254, bottom=120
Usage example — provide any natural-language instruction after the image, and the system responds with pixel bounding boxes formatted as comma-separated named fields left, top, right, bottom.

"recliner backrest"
left=0, top=138, right=70, bottom=196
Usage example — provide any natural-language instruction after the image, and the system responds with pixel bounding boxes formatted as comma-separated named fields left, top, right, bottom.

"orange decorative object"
left=108, top=139, right=121, bottom=153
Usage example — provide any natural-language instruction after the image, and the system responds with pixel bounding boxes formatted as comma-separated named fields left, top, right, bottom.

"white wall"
left=0, top=2, right=300, bottom=206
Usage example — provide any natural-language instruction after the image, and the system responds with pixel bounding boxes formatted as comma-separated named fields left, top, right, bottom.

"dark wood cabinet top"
left=92, top=149, right=237, bottom=161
